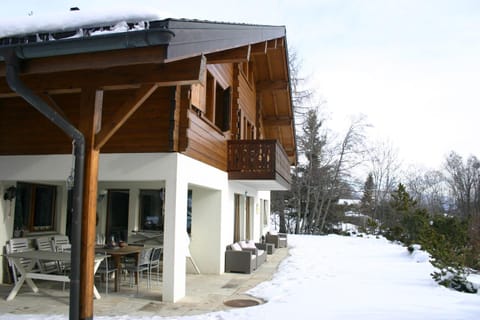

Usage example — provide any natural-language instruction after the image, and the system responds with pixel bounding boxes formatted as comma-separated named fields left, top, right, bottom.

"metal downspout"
left=2, top=49, right=85, bottom=320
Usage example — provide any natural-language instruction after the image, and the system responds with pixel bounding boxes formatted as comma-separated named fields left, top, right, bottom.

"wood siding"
left=184, top=109, right=227, bottom=171
left=237, top=69, right=256, bottom=126
left=100, top=87, right=172, bottom=153
left=0, top=94, right=78, bottom=155
left=0, top=87, right=175, bottom=155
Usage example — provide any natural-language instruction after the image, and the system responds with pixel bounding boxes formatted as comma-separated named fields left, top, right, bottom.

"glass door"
left=106, top=189, right=129, bottom=243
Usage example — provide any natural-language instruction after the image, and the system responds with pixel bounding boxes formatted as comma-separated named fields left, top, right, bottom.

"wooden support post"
left=176, top=85, right=191, bottom=152
left=78, top=88, right=103, bottom=320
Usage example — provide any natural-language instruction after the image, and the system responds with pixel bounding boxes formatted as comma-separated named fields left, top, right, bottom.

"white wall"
left=0, top=155, right=72, bottom=181
left=226, top=183, right=271, bottom=244
left=189, top=186, right=222, bottom=274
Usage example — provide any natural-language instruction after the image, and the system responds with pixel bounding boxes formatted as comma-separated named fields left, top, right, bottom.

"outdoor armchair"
left=266, top=232, right=288, bottom=248
left=239, top=240, right=267, bottom=268
left=225, top=243, right=256, bottom=274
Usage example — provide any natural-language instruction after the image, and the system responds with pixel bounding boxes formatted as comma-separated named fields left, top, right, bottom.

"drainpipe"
left=2, top=49, right=84, bottom=320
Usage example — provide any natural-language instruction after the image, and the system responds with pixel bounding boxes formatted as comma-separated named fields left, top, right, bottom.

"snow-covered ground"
left=2, top=234, right=479, bottom=320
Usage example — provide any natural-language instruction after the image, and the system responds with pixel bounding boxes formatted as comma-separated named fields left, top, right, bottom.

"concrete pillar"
left=162, top=157, right=188, bottom=302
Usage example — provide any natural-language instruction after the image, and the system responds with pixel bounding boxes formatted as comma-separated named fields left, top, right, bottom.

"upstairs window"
left=205, top=72, right=231, bottom=132
left=215, top=85, right=231, bottom=131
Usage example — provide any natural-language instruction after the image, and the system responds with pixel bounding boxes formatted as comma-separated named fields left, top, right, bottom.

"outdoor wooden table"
left=4, top=250, right=106, bottom=301
left=95, top=245, right=144, bottom=292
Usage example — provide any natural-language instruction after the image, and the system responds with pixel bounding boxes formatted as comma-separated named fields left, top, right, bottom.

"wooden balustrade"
left=227, top=140, right=291, bottom=188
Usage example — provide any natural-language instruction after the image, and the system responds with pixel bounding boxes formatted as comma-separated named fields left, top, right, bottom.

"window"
left=214, top=85, right=231, bottom=131
left=139, top=189, right=164, bottom=231
left=205, top=71, right=231, bottom=132
left=14, top=182, right=56, bottom=233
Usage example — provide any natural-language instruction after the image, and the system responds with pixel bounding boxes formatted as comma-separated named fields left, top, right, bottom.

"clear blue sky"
left=2, top=0, right=480, bottom=170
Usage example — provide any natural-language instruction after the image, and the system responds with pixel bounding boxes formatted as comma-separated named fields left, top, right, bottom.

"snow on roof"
left=0, top=7, right=165, bottom=39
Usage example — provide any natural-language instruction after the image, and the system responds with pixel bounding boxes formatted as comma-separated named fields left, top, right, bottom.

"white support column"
left=162, top=157, right=188, bottom=302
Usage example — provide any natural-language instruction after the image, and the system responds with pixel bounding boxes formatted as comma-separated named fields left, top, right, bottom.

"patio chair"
left=225, top=243, right=257, bottom=274
left=95, top=253, right=117, bottom=295
left=265, top=232, right=288, bottom=248
left=52, top=235, right=71, bottom=273
left=52, top=235, right=70, bottom=251
left=34, top=237, right=60, bottom=274
left=123, top=247, right=153, bottom=294
left=148, top=247, right=163, bottom=284
left=5, top=238, right=36, bottom=284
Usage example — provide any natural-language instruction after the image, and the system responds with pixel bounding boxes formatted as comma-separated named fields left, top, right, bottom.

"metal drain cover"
left=224, top=298, right=261, bottom=308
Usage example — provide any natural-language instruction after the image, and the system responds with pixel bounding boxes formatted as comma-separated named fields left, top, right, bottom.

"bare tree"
left=444, top=152, right=480, bottom=217
left=404, top=167, right=448, bottom=214
left=314, top=115, right=369, bottom=233
left=367, top=139, right=401, bottom=222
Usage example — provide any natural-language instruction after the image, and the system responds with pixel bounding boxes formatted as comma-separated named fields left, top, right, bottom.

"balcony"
left=227, top=140, right=291, bottom=190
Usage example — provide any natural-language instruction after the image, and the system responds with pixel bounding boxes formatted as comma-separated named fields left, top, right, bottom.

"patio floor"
left=0, top=247, right=288, bottom=317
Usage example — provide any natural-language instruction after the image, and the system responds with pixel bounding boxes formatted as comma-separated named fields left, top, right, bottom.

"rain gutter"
left=0, top=27, right=175, bottom=60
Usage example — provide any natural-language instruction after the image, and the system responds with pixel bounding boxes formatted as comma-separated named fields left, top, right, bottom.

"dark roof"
left=157, top=19, right=286, bottom=60
left=0, top=18, right=286, bottom=61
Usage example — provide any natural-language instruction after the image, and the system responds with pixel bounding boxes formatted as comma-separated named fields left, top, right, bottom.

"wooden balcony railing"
left=227, top=140, right=291, bottom=188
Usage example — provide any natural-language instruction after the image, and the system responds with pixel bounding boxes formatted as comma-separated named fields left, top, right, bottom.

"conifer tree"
left=361, top=173, right=375, bottom=216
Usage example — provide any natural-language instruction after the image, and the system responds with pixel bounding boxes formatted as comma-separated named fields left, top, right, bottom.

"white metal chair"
left=52, top=235, right=70, bottom=251
left=34, top=237, right=60, bottom=274
left=124, top=247, right=153, bottom=294
left=52, top=235, right=71, bottom=273
left=95, top=253, right=117, bottom=295
left=148, top=247, right=163, bottom=284
left=5, top=238, right=36, bottom=284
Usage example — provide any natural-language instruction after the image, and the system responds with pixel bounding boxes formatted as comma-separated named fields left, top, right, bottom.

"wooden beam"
left=95, top=83, right=159, bottom=150
left=178, top=86, right=191, bottom=152
left=0, top=55, right=206, bottom=94
left=250, top=41, right=268, bottom=55
left=206, top=45, right=250, bottom=64
left=275, top=37, right=285, bottom=48
left=256, top=80, right=289, bottom=92
left=37, top=92, right=70, bottom=120
left=267, top=39, right=278, bottom=50
left=78, top=88, right=103, bottom=320
left=0, top=46, right=167, bottom=77
left=263, top=116, right=293, bottom=127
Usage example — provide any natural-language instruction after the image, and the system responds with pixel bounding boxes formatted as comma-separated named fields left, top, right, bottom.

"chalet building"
left=0, top=13, right=295, bottom=319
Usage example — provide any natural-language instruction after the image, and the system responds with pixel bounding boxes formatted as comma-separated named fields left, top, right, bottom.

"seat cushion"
left=231, top=242, right=242, bottom=251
